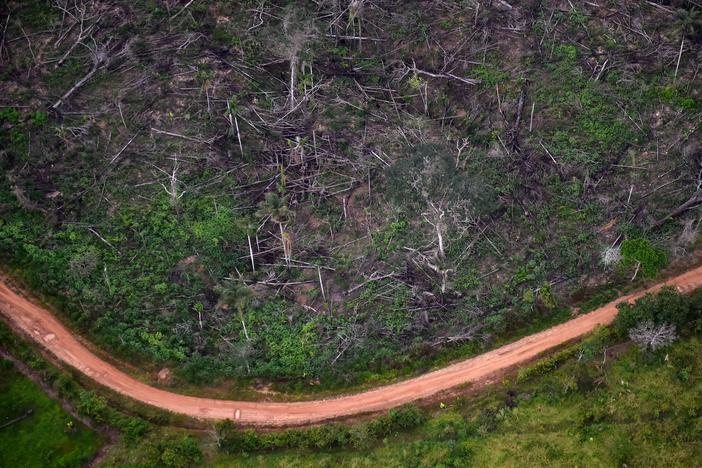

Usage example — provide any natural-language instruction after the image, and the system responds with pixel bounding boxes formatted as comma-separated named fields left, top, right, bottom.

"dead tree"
left=256, top=192, right=293, bottom=265
left=410, top=164, right=477, bottom=261
left=148, top=155, right=186, bottom=213
left=52, top=0, right=104, bottom=68
left=423, top=200, right=447, bottom=258
left=347, top=0, right=366, bottom=49
left=455, top=138, right=470, bottom=169
left=52, top=38, right=128, bottom=110
left=629, top=321, right=677, bottom=351
left=280, top=10, right=317, bottom=109
left=652, top=142, right=702, bottom=228
left=384, top=150, right=480, bottom=294
left=507, top=86, right=527, bottom=154
left=396, top=59, right=481, bottom=88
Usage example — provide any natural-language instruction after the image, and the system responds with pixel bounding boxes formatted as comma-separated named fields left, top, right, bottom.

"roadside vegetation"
left=0, top=319, right=205, bottom=467
left=216, top=333, right=702, bottom=467
left=3, top=284, right=701, bottom=467
left=207, top=288, right=702, bottom=466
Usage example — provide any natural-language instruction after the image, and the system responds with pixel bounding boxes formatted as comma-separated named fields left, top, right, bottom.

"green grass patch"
left=0, top=360, right=103, bottom=467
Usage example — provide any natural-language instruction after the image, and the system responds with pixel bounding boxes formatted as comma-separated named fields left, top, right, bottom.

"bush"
left=348, top=423, right=371, bottom=449
left=119, top=416, right=151, bottom=442
left=517, top=346, right=578, bottom=382
left=686, top=289, right=702, bottom=318
left=614, top=288, right=691, bottom=338
left=306, top=424, right=349, bottom=449
left=368, top=404, right=427, bottom=437
left=217, top=404, right=427, bottom=454
left=217, top=421, right=262, bottom=453
left=619, top=238, right=667, bottom=278
left=76, top=390, right=109, bottom=422
left=427, top=411, right=467, bottom=441
left=387, top=404, right=428, bottom=431
left=156, top=435, right=202, bottom=468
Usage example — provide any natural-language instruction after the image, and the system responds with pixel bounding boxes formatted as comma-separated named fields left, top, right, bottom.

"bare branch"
left=629, top=321, right=676, bottom=351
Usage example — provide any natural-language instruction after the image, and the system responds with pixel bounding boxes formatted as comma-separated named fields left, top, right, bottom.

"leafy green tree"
left=619, top=238, right=667, bottom=279
left=156, top=435, right=202, bottom=468
left=614, top=288, right=690, bottom=338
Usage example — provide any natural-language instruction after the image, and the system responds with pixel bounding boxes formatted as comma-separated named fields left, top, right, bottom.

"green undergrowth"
left=0, top=359, right=103, bottom=468
left=267, top=280, right=622, bottom=397
left=0, top=319, right=198, bottom=433
left=0, top=319, right=209, bottom=465
left=217, top=405, right=427, bottom=454
left=208, top=291, right=702, bottom=467
left=0, top=258, right=647, bottom=404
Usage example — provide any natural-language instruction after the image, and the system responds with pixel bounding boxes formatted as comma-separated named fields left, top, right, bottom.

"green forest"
left=1, top=0, right=701, bottom=466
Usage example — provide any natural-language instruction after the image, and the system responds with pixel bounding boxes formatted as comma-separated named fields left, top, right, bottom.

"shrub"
left=427, top=411, right=466, bottom=441
left=387, top=404, right=428, bottom=431
left=614, top=288, right=690, bottom=338
left=217, top=422, right=262, bottom=453
left=119, top=416, right=151, bottom=442
left=216, top=404, right=427, bottom=454
left=538, top=283, right=557, bottom=310
left=156, top=435, right=202, bottom=468
left=517, top=346, right=578, bottom=382
left=348, top=423, right=371, bottom=449
left=619, top=238, right=667, bottom=278
left=76, top=390, right=109, bottom=422
left=686, top=289, right=702, bottom=318
left=306, top=424, right=349, bottom=449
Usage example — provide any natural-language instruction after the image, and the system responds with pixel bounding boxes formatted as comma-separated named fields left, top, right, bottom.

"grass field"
left=208, top=331, right=702, bottom=467
left=0, top=359, right=103, bottom=468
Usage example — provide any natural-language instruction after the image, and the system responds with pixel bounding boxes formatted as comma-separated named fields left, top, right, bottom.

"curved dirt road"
left=1, top=267, right=702, bottom=426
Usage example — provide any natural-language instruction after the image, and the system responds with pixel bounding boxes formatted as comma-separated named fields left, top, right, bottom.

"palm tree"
left=216, top=280, right=254, bottom=341
left=256, top=192, right=293, bottom=264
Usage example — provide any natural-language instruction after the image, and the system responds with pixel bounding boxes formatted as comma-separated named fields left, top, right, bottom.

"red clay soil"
left=2, top=267, right=702, bottom=427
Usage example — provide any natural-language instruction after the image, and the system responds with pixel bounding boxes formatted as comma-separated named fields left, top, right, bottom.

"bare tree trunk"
left=435, top=221, right=445, bottom=259
left=289, top=55, right=298, bottom=109
left=234, top=115, right=243, bottom=157
left=279, top=222, right=289, bottom=264
left=318, top=266, right=326, bottom=301
left=240, top=315, right=250, bottom=341
left=440, top=269, right=448, bottom=294
left=247, top=234, right=255, bottom=272
left=52, top=60, right=101, bottom=110
left=227, top=100, right=244, bottom=157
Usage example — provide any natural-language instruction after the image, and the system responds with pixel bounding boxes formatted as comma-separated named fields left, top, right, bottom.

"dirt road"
left=2, top=266, right=702, bottom=426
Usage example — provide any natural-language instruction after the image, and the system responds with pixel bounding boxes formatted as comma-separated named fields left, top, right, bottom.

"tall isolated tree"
left=407, top=151, right=480, bottom=260
left=256, top=192, right=293, bottom=264
left=216, top=280, right=254, bottom=341
left=273, top=7, right=317, bottom=109
left=385, top=145, right=495, bottom=293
